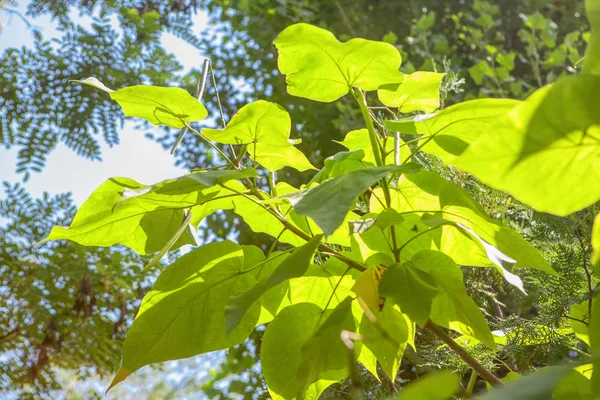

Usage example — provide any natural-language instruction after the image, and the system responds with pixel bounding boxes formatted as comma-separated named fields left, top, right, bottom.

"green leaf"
left=335, top=129, right=395, bottom=166
left=384, top=99, right=520, bottom=164
left=379, top=262, right=440, bottom=326
left=593, top=214, right=600, bottom=269
left=352, top=264, right=387, bottom=309
left=203, top=100, right=315, bottom=172
left=454, top=75, right=600, bottom=216
left=225, top=235, right=322, bottom=333
left=590, top=296, right=600, bottom=397
left=310, top=150, right=367, bottom=184
left=553, top=369, right=592, bottom=400
left=378, top=71, right=445, bottom=113
left=584, top=0, right=600, bottom=74
left=261, top=301, right=355, bottom=400
left=394, top=370, right=460, bottom=400
left=371, top=170, right=554, bottom=275
left=412, top=251, right=495, bottom=348
left=274, top=23, right=404, bottom=102
left=258, top=257, right=358, bottom=325
left=477, top=367, right=572, bottom=400
left=280, top=164, right=421, bottom=236
left=570, top=300, right=591, bottom=346
left=75, top=77, right=207, bottom=128
left=358, top=303, right=411, bottom=381
left=40, top=177, right=196, bottom=255
left=109, top=241, right=263, bottom=390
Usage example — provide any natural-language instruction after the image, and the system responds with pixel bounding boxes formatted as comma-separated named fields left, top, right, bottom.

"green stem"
left=466, top=369, right=478, bottom=398
left=352, top=88, right=398, bottom=261
left=352, top=88, right=383, bottom=167
left=185, top=124, right=237, bottom=168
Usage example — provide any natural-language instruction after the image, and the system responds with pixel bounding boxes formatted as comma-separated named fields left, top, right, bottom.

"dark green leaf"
left=281, top=164, right=421, bottom=236
left=380, top=262, right=440, bottom=326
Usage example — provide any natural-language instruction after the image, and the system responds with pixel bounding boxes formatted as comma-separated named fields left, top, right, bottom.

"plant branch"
left=426, top=322, right=503, bottom=388
left=171, top=59, right=210, bottom=154
left=221, top=183, right=368, bottom=272
left=352, top=89, right=383, bottom=167
left=185, top=124, right=237, bottom=167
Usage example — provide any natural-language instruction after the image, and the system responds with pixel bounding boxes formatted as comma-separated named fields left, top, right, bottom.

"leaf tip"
left=106, top=368, right=130, bottom=394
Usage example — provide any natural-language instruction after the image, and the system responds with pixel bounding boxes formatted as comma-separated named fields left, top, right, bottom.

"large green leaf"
left=274, top=23, right=404, bottom=102
left=261, top=301, right=355, bottom=400
left=378, top=71, right=445, bottom=113
left=76, top=77, right=208, bottom=128
left=279, top=164, right=421, bottom=236
left=40, top=177, right=196, bottom=255
left=454, top=75, right=600, bottom=216
left=553, top=368, right=592, bottom=400
left=384, top=99, right=520, bottom=164
left=203, top=100, right=315, bottom=172
left=225, top=235, right=322, bottom=333
left=121, top=168, right=257, bottom=208
left=477, top=367, right=572, bottom=400
left=394, top=370, right=460, bottom=400
left=109, top=241, right=265, bottom=389
left=379, top=262, right=440, bottom=326
left=412, top=251, right=495, bottom=348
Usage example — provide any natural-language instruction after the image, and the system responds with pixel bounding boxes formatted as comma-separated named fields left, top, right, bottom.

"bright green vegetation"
left=36, top=1, right=600, bottom=397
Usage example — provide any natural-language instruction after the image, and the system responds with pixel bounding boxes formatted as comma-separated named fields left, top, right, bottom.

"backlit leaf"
left=412, top=251, right=495, bottom=348
left=274, top=23, right=404, bottom=102
left=203, top=100, right=315, bottom=172
left=76, top=77, right=208, bottom=128
left=384, top=99, right=520, bottom=164
left=379, top=262, right=440, bottom=326
left=279, top=164, right=421, bottom=236
left=40, top=177, right=196, bottom=255
left=109, top=242, right=264, bottom=389
left=335, top=129, right=395, bottom=166
left=478, top=367, right=572, bottom=400
left=455, top=75, right=600, bottom=216
left=378, top=71, right=445, bottom=113
left=225, top=235, right=322, bottom=333
left=261, top=301, right=355, bottom=399
left=395, top=370, right=460, bottom=400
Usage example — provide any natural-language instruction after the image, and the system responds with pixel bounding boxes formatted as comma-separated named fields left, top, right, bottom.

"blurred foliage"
left=0, top=183, right=149, bottom=399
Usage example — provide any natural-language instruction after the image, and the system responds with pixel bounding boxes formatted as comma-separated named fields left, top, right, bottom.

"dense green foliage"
left=33, top=0, right=600, bottom=396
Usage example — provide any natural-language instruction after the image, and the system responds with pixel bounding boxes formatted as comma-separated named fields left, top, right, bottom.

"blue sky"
left=0, top=4, right=210, bottom=204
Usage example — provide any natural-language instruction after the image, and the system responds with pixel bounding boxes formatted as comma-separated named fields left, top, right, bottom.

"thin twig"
left=426, top=322, right=503, bottom=388
left=171, top=59, right=210, bottom=154
left=185, top=123, right=236, bottom=167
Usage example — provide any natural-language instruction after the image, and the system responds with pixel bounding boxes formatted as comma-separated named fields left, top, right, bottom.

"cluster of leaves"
left=39, top=4, right=600, bottom=398
left=0, top=183, right=149, bottom=399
